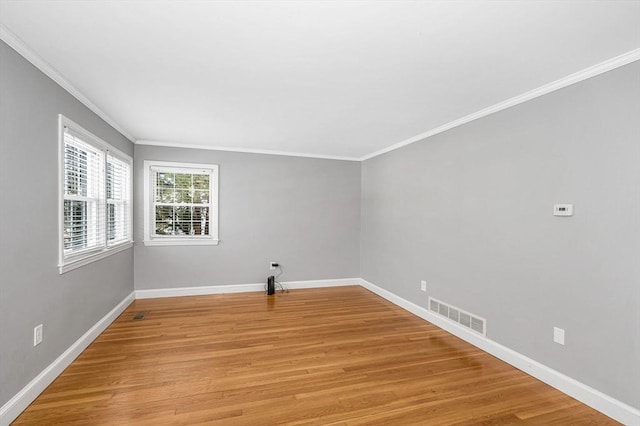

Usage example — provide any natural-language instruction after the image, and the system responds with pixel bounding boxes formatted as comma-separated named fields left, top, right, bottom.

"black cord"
left=275, top=264, right=288, bottom=293
left=275, top=281, right=288, bottom=293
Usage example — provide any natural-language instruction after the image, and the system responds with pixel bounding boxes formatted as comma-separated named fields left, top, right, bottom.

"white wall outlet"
left=34, top=324, right=43, bottom=346
left=269, top=261, right=278, bottom=270
left=553, top=327, right=565, bottom=345
left=420, top=280, right=427, bottom=292
left=553, top=204, right=573, bottom=216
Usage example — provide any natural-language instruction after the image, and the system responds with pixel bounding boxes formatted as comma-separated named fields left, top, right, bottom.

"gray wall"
left=361, top=61, right=640, bottom=409
left=134, top=146, right=361, bottom=289
left=0, top=41, right=135, bottom=406
left=2, top=32, right=637, bottom=414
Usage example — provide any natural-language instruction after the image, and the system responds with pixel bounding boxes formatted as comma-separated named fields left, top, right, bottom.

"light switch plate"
left=34, top=324, right=43, bottom=346
left=553, top=327, right=565, bottom=345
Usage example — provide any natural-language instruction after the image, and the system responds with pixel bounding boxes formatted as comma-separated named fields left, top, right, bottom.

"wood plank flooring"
left=13, top=286, right=617, bottom=425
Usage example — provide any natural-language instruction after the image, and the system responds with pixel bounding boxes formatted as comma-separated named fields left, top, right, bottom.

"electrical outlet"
left=34, top=324, right=43, bottom=346
left=553, top=327, right=565, bottom=345
left=420, top=280, right=427, bottom=292
left=270, top=261, right=278, bottom=270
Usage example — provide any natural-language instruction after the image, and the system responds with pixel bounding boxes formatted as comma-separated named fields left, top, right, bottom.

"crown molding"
left=0, top=24, right=136, bottom=143
left=360, top=48, right=640, bottom=161
left=2, top=21, right=637, bottom=161
left=135, top=140, right=360, bottom=162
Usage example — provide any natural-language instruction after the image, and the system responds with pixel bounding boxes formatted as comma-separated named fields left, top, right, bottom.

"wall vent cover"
left=428, top=297, right=486, bottom=336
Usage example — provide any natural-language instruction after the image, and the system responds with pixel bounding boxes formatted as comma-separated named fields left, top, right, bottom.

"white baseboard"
left=0, top=291, right=135, bottom=426
left=135, top=283, right=264, bottom=299
left=284, top=277, right=361, bottom=289
left=359, top=279, right=640, bottom=426
left=135, top=278, right=360, bottom=299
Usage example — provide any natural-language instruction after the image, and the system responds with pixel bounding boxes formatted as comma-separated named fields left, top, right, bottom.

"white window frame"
left=58, top=115, right=133, bottom=274
left=106, top=152, right=132, bottom=246
left=143, top=160, right=219, bottom=246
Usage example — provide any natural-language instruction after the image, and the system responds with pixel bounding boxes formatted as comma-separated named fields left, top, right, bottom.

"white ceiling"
left=1, top=1, right=639, bottom=160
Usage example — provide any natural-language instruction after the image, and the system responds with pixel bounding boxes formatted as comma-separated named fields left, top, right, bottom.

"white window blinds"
left=107, top=153, right=131, bottom=245
left=59, top=115, right=133, bottom=273
left=152, top=167, right=212, bottom=237
left=63, top=128, right=106, bottom=254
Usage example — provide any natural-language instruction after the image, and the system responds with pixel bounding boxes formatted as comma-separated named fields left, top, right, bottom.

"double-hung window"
left=59, top=115, right=132, bottom=273
left=106, top=154, right=130, bottom=245
left=143, top=161, right=219, bottom=246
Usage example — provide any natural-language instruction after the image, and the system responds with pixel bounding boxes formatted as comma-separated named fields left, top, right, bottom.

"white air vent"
left=428, top=297, right=486, bottom=336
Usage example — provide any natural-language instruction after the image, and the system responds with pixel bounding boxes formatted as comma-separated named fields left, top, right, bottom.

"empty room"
left=0, top=1, right=639, bottom=424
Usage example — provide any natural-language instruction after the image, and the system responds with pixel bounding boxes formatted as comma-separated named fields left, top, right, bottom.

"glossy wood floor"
left=14, top=286, right=617, bottom=425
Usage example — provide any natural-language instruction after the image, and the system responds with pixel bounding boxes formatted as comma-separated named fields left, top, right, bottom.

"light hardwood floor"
left=14, top=286, right=617, bottom=425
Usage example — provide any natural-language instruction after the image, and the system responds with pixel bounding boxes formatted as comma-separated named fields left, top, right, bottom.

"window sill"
left=143, top=239, right=219, bottom=247
left=58, top=241, right=134, bottom=274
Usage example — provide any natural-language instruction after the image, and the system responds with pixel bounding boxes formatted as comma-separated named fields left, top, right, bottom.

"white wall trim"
left=360, top=48, right=640, bottom=161
left=59, top=242, right=134, bottom=274
left=135, top=140, right=360, bottom=162
left=359, top=278, right=640, bottom=425
left=285, top=278, right=361, bottom=289
left=135, top=283, right=264, bottom=299
left=135, top=278, right=361, bottom=299
left=0, top=24, right=136, bottom=143
left=2, top=22, right=636, bottom=162
left=0, top=291, right=135, bottom=426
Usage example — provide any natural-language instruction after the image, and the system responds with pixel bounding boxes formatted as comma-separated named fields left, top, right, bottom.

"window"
left=143, top=160, right=219, bottom=246
left=106, top=154, right=130, bottom=245
left=59, top=115, right=132, bottom=273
